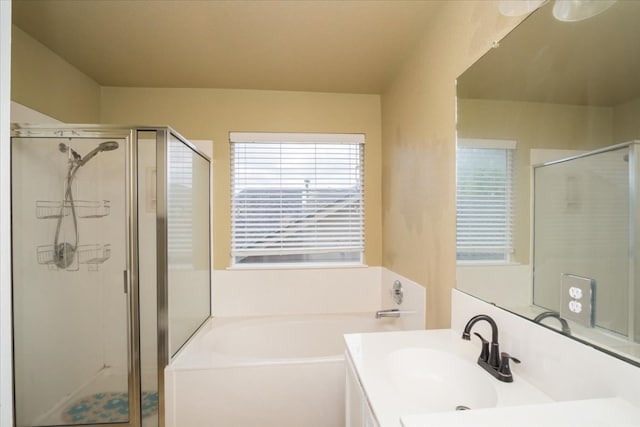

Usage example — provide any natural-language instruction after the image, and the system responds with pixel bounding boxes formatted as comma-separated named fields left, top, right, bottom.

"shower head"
left=99, top=141, right=119, bottom=151
left=77, top=141, right=120, bottom=166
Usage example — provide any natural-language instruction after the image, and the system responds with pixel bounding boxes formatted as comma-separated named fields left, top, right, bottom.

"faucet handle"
left=498, top=352, right=521, bottom=379
left=473, top=332, right=490, bottom=363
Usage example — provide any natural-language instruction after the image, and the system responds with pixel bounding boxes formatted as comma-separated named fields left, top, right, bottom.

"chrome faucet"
left=375, top=309, right=416, bottom=318
left=533, top=311, right=571, bottom=335
left=462, top=314, right=520, bottom=382
left=375, top=309, right=401, bottom=318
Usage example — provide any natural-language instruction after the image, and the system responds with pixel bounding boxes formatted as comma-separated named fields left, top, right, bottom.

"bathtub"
left=165, top=313, right=403, bottom=427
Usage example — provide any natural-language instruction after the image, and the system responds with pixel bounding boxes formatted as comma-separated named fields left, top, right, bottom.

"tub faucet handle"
left=391, top=280, right=403, bottom=305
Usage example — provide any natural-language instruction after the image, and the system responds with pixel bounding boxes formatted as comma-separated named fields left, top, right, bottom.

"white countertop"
left=344, top=329, right=553, bottom=427
left=400, top=397, right=640, bottom=427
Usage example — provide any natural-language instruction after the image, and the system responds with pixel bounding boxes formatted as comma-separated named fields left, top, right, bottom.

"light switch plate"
left=560, top=274, right=595, bottom=327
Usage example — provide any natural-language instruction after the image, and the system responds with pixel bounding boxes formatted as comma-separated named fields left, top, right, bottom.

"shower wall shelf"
left=36, top=200, right=111, bottom=219
left=36, top=243, right=112, bottom=271
left=36, top=244, right=58, bottom=265
left=36, top=244, right=79, bottom=271
left=36, top=200, right=69, bottom=219
left=78, top=244, right=111, bottom=271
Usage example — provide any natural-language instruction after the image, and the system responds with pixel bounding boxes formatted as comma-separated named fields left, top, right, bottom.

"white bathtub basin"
left=166, top=313, right=404, bottom=427
left=386, top=348, right=497, bottom=412
left=344, top=329, right=554, bottom=427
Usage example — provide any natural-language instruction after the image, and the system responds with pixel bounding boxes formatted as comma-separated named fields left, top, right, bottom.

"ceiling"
left=12, top=0, right=441, bottom=94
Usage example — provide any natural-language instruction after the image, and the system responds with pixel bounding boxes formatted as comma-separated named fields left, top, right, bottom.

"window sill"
left=226, top=262, right=368, bottom=271
left=456, top=261, right=522, bottom=267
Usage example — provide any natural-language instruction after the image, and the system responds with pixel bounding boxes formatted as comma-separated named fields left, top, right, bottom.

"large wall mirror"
left=456, top=0, right=640, bottom=365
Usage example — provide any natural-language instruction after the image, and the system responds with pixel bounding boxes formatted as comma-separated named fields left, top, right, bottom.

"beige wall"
left=613, top=97, right=640, bottom=143
left=381, top=1, right=526, bottom=329
left=458, top=98, right=613, bottom=264
left=11, top=26, right=100, bottom=123
left=100, top=87, right=382, bottom=269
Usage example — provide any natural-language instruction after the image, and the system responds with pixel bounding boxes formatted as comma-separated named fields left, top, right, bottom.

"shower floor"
left=33, top=367, right=158, bottom=427
left=61, top=390, right=158, bottom=424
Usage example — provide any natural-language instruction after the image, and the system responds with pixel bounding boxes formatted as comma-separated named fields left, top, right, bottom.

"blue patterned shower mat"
left=62, top=391, right=158, bottom=424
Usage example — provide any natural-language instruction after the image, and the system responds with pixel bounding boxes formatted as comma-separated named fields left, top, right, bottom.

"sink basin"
left=386, top=348, right=497, bottom=412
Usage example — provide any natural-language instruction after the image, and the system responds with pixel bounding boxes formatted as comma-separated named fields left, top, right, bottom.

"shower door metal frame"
left=629, top=142, right=639, bottom=344
left=154, top=127, right=212, bottom=427
left=10, top=124, right=142, bottom=427
left=154, top=128, right=168, bottom=427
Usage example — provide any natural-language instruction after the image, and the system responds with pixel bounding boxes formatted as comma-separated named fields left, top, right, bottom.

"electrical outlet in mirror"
left=560, top=274, right=594, bottom=328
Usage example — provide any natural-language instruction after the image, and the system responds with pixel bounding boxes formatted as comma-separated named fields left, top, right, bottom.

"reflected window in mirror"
left=456, top=139, right=516, bottom=263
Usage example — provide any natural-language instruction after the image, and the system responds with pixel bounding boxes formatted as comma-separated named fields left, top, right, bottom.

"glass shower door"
left=533, top=145, right=630, bottom=335
left=11, top=135, right=135, bottom=427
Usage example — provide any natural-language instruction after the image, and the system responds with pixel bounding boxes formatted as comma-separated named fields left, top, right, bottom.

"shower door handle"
left=123, top=270, right=129, bottom=294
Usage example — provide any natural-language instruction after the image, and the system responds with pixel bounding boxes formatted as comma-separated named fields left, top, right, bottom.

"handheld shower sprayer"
left=59, top=141, right=120, bottom=166
left=77, top=141, right=120, bottom=166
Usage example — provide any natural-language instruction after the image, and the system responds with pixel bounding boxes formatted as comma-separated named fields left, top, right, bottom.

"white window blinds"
left=230, top=132, right=365, bottom=265
left=456, top=140, right=515, bottom=261
left=167, top=139, right=194, bottom=266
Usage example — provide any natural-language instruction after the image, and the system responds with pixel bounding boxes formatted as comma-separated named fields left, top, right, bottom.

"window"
left=167, top=139, right=194, bottom=267
left=167, top=138, right=211, bottom=269
left=230, top=132, right=365, bottom=266
left=456, top=139, right=516, bottom=262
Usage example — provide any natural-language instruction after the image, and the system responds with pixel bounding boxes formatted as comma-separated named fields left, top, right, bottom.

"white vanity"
left=344, top=290, right=640, bottom=427
left=344, top=329, right=552, bottom=427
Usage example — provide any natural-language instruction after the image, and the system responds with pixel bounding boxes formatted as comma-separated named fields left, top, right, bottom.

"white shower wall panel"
left=95, top=141, right=129, bottom=369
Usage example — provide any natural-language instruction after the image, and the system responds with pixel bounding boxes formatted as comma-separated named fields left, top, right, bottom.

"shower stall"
left=533, top=141, right=639, bottom=345
left=10, top=125, right=211, bottom=427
